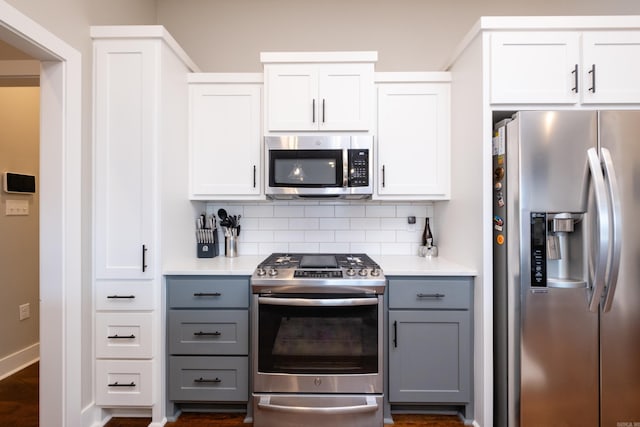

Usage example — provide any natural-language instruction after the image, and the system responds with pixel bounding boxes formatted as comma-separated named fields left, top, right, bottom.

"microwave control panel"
left=348, top=149, right=369, bottom=187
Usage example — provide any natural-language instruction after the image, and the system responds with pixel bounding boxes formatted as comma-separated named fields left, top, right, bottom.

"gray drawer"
left=168, top=309, right=248, bottom=355
left=388, top=277, right=472, bottom=310
left=167, top=276, right=249, bottom=308
left=169, top=356, right=248, bottom=402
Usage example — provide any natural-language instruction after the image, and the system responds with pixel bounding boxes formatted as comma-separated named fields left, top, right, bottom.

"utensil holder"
left=225, top=235, right=238, bottom=258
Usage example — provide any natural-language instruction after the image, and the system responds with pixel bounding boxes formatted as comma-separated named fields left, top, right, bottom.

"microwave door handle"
left=601, top=148, right=621, bottom=312
left=343, top=149, right=349, bottom=187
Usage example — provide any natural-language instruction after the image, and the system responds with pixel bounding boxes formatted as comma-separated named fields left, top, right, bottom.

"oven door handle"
left=258, top=296, right=378, bottom=307
left=257, top=396, right=378, bottom=415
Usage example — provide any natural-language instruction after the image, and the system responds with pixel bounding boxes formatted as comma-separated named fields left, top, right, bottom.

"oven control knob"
left=370, top=268, right=381, bottom=277
left=256, top=268, right=266, bottom=276
left=358, top=268, right=368, bottom=276
left=346, top=268, right=356, bottom=277
left=268, top=268, right=278, bottom=277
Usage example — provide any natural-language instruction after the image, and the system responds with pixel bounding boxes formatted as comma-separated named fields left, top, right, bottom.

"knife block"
left=197, top=229, right=219, bottom=258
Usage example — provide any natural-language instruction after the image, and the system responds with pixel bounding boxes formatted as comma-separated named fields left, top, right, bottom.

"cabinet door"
left=94, top=40, right=156, bottom=279
left=189, top=84, right=262, bottom=198
left=377, top=83, right=450, bottom=199
left=318, top=64, right=373, bottom=131
left=388, top=310, right=471, bottom=403
left=490, top=32, right=580, bottom=104
left=581, top=31, right=640, bottom=104
left=265, top=64, right=318, bottom=131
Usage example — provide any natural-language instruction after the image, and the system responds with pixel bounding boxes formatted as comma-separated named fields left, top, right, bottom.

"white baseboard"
left=0, top=342, right=39, bottom=381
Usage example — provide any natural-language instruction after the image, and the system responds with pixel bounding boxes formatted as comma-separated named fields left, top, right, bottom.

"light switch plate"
left=6, top=199, right=29, bottom=215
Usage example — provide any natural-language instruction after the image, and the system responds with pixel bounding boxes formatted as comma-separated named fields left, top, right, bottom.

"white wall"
left=157, top=0, right=640, bottom=72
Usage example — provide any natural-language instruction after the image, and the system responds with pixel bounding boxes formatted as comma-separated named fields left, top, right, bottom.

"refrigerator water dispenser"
left=530, top=212, right=586, bottom=289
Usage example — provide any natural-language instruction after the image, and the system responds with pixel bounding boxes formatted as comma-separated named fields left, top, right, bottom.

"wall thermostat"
left=3, top=172, right=36, bottom=194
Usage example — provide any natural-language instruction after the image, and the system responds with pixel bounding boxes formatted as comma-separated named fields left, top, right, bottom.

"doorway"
left=0, top=2, right=82, bottom=427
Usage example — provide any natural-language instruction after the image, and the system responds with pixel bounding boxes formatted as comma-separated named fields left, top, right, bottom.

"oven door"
left=252, top=294, right=383, bottom=394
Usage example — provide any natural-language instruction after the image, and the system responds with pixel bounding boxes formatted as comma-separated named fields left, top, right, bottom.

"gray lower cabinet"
left=388, top=276, right=473, bottom=415
left=167, top=276, right=249, bottom=404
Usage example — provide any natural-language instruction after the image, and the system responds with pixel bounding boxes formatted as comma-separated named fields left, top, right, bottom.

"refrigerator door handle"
left=585, top=147, right=610, bottom=312
left=600, top=147, right=622, bottom=312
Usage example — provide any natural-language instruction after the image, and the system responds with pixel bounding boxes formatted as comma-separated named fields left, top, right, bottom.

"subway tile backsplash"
left=207, top=200, right=434, bottom=256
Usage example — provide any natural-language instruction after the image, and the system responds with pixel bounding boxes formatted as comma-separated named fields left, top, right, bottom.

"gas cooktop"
left=250, top=253, right=385, bottom=293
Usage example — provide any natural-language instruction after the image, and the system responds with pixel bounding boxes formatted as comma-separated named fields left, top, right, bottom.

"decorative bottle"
left=422, top=217, right=433, bottom=248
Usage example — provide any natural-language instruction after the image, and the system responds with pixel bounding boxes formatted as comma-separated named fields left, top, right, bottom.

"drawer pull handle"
left=108, top=381, right=136, bottom=387
left=193, top=292, right=222, bottom=297
left=107, top=295, right=135, bottom=299
left=195, top=377, right=222, bottom=384
left=194, top=331, right=221, bottom=336
left=107, top=334, right=136, bottom=339
left=417, top=293, right=445, bottom=299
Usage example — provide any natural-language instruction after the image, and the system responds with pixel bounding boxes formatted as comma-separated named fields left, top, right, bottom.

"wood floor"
left=106, top=412, right=464, bottom=426
left=0, top=363, right=463, bottom=427
left=0, top=362, right=38, bottom=427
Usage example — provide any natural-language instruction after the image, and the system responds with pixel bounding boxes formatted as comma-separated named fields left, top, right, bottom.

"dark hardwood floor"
left=0, top=363, right=463, bottom=427
left=106, top=412, right=464, bottom=427
left=0, top=362, right=38, bottom=427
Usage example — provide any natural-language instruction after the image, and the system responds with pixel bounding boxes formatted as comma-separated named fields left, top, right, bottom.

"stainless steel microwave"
left=265, top=135, right=373, bottom=199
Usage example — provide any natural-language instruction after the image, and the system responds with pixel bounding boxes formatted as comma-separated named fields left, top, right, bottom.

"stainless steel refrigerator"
left=493, top=111, right=640, bottom=427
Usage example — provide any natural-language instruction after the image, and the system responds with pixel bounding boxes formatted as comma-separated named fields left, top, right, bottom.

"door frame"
left=0, top=2, right=82, bottom=426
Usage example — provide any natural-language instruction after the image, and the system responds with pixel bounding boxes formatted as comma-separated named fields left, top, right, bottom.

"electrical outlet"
left=19, top=303, right=30, bottom=321
left=407, top=215, right=417, bottom=231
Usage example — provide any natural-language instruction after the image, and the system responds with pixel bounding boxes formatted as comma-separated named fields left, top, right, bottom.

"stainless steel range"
left=250, top=253, right=385, bottom=427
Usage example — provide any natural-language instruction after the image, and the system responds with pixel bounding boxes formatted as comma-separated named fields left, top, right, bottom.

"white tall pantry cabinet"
left=440, top=16, right=640, bottom=427
left=91, top=26, right=199, bottom=425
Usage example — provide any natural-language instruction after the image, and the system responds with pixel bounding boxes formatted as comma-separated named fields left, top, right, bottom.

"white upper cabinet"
left=376, top=75, right=451, bottom=200
left=262, top=52, right=376, bottom=131
left=188, top=75, right=262, bottom=199
left=490, top=30, right=640, bottom=105
left=581, top=31, right=640, bottom=104
left=490, top=32, right=580, bottom=104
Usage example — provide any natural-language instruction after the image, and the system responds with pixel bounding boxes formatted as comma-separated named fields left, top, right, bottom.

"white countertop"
left=372, top=255, right=476, bottom=276
left=164, top=255, right=476, bottom=277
